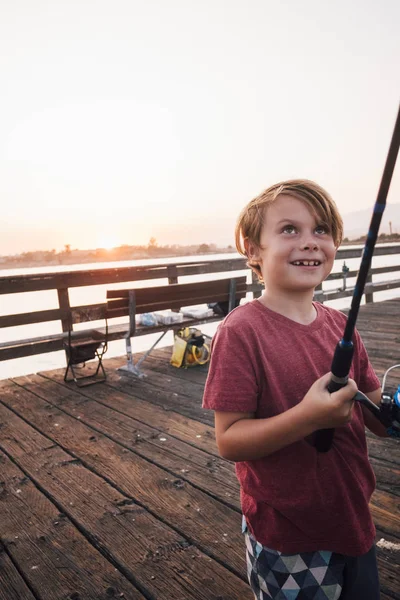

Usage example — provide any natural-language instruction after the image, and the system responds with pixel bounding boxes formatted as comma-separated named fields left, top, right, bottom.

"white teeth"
left=292, top=260, right=320, bottom=266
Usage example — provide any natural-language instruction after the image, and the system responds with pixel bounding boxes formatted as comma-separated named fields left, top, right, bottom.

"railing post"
left=168, top=266, right=180, bottom=315
left=228, top=278, right=237, bottom=313
left=315, top=283, right=324, bottom=303
left=365, top=272, right=373, bottom=303
left=58, top=288, right=71, bottom=333
left=58, top=288, right=71, bottom=360
left=252, top=271, right=262, bottom=299
left=167, top=265, right=178, bottom=285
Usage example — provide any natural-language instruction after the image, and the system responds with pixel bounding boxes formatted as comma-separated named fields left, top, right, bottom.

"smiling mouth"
left=291, top=260, right=321, bottom=266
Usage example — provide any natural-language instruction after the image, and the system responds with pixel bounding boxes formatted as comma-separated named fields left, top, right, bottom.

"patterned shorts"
left=245, top=530, right=344, bottom=599
left=243, top=517, right=381, bottom=600
left=245, top=532, right=346, bottom=599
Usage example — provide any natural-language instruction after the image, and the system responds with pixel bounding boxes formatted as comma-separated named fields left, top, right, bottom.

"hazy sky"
left=1, top=0, right=399, bottom=254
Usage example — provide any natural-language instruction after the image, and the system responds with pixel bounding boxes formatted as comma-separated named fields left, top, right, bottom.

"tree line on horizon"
left=2, top=232, right=400, bottom=269
left=0, top=238, right=235, bottom=267
left=342, top=232, right=400, bottom=244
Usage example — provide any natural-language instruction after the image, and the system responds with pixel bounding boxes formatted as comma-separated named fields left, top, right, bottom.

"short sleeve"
left=202, top=323, right=259, bottom=412
left=353, top=328, right=381, bottom=393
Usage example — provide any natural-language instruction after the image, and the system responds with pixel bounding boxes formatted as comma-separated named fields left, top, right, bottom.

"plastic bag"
left=138, top=312, right=158, bottom=326
left=155, top=311, right=184, bottom=325
left=181, top=307, right=214, bottom=319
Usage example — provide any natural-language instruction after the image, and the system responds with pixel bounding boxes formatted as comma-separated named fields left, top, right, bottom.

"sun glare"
left=98, top=237, right=119, bottom=250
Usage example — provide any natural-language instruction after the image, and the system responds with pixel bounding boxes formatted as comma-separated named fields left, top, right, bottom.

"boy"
left=202, top=180, right=388, bottom=599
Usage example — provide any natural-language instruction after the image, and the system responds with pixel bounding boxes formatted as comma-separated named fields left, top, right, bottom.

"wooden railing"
left=1, top=244, right=400, bottom=362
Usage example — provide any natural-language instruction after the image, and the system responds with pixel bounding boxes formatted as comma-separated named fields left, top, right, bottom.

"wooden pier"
left=0, top=299, right=399, bottom=599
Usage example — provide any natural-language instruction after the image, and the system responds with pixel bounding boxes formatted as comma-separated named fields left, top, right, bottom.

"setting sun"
left=98, top=237, right=119, bottom=250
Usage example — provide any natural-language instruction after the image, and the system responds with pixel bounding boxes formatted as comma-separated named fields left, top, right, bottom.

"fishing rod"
left=315, top=103, right=400, bottom=453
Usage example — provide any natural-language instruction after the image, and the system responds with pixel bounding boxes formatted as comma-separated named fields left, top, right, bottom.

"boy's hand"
left=301, top=372, right=358, bottom=430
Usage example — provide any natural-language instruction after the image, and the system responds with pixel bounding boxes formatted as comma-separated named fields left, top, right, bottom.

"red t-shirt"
left=203, top=300, right=381, bottom=556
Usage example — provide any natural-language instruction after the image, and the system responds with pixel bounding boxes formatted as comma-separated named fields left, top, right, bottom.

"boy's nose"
left=301, top=239, right=319, bottom=251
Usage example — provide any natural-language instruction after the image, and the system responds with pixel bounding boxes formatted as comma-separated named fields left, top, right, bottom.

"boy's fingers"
left=320, top=372, right=332, bottom=385
left=331, top=379, right=357, bottom=402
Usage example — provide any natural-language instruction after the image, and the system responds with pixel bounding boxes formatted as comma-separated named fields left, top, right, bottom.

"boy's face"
left=248, top=194, right=337, bottom=295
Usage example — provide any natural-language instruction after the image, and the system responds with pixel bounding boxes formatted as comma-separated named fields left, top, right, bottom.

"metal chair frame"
left=64, top=318, right=108, bottom=387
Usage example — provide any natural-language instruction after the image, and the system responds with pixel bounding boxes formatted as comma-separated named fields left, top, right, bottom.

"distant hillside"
left=343, top=203, right=400, bottom=239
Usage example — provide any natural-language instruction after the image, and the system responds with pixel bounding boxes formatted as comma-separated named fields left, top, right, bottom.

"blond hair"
left=235, top=179, right=343, bottom=282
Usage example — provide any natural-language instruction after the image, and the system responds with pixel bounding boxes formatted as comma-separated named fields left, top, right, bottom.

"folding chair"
left=64, top=317, right=108, bottom=387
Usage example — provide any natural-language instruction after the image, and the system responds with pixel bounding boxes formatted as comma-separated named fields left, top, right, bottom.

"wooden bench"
left=0, top=276, right=247, bottom=384
left=105, top=276, right=247, bottom=378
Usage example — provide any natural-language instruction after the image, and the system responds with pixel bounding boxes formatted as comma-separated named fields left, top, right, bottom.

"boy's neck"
left=258, top=289, right=317, bottom=325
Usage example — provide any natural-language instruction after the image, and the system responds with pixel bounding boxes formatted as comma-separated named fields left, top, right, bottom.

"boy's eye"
left=282, top=225, right=297, bottom=234
left=315, top=225, right=328, bottom=235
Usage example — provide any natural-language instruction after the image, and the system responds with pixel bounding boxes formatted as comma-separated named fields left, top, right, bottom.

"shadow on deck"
left=0, top=299, right=399, bottom=599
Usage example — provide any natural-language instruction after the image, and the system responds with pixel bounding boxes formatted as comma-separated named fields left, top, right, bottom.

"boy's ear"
left=244, top=239, right=260, bottom=261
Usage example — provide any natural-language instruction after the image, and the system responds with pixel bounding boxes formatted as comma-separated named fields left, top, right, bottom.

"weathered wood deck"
left=0, top=299, right=399, bottom=600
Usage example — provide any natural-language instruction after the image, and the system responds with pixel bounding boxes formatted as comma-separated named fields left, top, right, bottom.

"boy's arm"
left=215, top=372, right=357, bottom=461
left=215, top=405, right=316, bottom=461
left=362, top=388, right=389, bottom=437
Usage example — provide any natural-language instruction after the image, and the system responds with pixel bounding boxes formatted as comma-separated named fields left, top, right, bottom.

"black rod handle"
left=315, top=341, right=354, bottom=452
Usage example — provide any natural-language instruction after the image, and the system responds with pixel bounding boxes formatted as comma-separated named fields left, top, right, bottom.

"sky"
left=1, top=0, right=399, bottom=254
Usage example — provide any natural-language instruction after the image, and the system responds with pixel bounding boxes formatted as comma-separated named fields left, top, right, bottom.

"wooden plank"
left=370, top=488, right=400, bottom=539
left=13, top=373, right=241, bottom=511
left=106, top=278, right=247, bottom=317
left=0, top=451, right=144, bottom=600
left=107, top=277, right=247, bottom=300
left=107, top=296, right=227, bottom=318
left=0, top=259, right=247, bottom=294
left=314, top=279, right=400, bottom=303
left=326, top=264, right=400, bottom=281
left=0, top=338, right=64, bottom=362
left=71, top=355, right=214, bottom=425
left=0, top=542, right=37, bottom=600
left=0, top=381, right=248, bottom=580
left=0, top=304, right=105, bottom=329
left=367, top=434, right=400, bottom=468
left=138, top=348, right=211, bottom=385
left=176, top=258, right=248, bottom=277
left=0, top=309, right=63, bottom=329
left=0, top=265, right=170, bottom=294
left=110, top=358, right=206, bottom=403
left=336, top=244, right=400, bottom=259
left=0, top=398, right=252, bottom=599
left=376, top=545, right=400, bottom=599
left=40, top=365, right=217, bottom=449
left=369, top=456, right=400, bottom=496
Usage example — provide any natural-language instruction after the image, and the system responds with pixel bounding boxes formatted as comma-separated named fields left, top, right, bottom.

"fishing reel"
left=379, top=364, right=400, bottom=437
left=355, top=364, right=400, bottom=437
